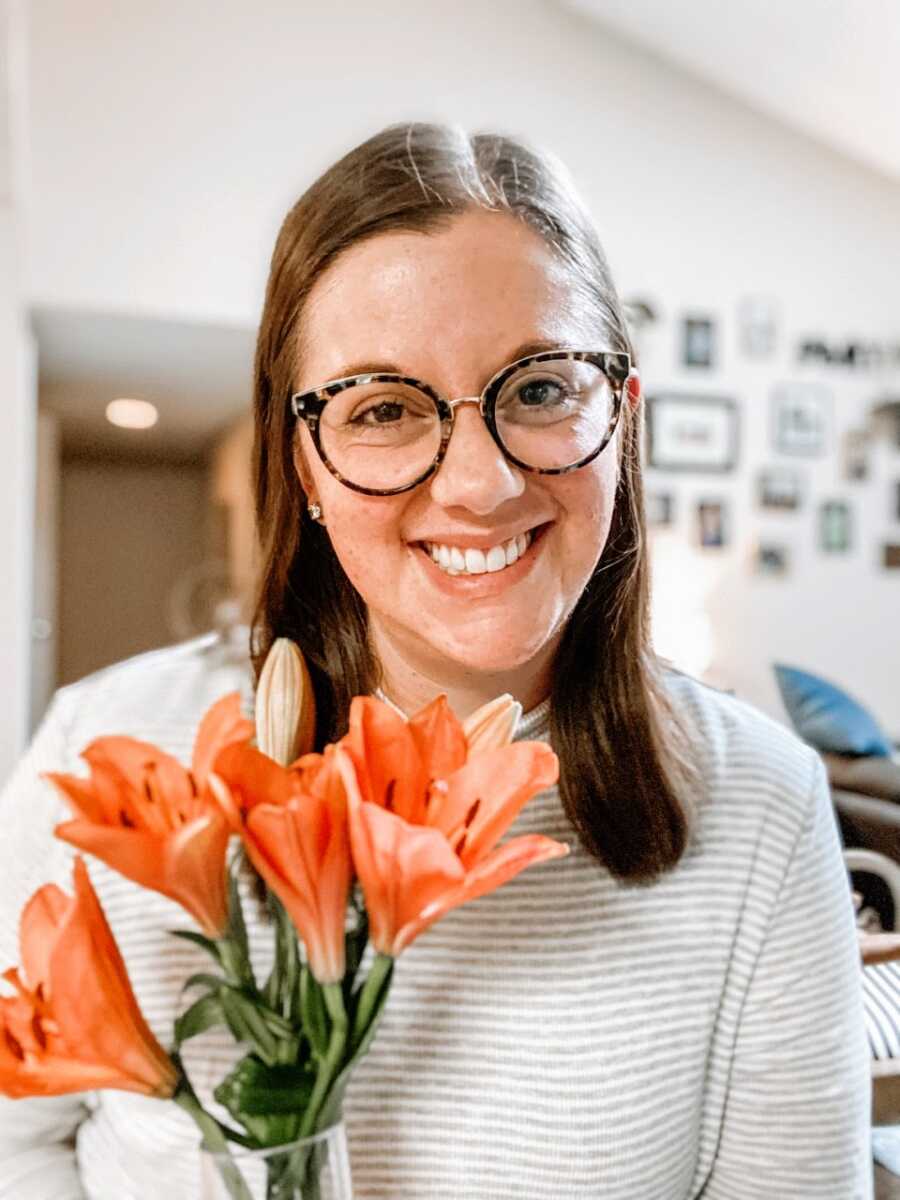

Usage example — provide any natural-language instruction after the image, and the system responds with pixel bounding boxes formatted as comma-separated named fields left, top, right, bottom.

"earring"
left=308, top=501, right=322, bottom=521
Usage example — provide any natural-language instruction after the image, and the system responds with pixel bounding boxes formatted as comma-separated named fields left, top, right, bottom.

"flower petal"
left=392, top=834, right=568, bottom=954
left=428, top=742, right=559, bottom=866
left=19, top=884, right=70, bottom=992
left=407, top=695, right=468, bottom=780
left=344, top=697, right=428, bottom=822
left=190, top=692, right=254, bottom=791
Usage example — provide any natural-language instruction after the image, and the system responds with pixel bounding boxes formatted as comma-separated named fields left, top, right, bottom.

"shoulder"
left=662, top=666, right=824, bottom=835
left=49, top=632, right=255, bottom=752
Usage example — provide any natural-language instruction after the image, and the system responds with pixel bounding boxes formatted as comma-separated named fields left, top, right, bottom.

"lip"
left=409, top=521, right=550, bottom=553
left=411, top=521, right=552, bottom=597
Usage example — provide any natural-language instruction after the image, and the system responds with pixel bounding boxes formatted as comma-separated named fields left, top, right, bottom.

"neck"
left=369, top=624, right=556, bottom=721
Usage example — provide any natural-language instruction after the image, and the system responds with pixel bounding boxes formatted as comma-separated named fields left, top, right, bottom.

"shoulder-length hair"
left=250, top=121, right=698, bottom=882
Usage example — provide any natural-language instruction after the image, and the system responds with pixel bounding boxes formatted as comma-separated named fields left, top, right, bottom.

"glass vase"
left=199, top=1121, right=353, bottom=1200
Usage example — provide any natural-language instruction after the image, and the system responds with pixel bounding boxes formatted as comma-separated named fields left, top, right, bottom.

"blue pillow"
left=774, top=663, right=893, bottom=757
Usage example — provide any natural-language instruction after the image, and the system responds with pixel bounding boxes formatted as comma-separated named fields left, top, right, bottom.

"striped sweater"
left=0, top=634, right=872, bottom=1198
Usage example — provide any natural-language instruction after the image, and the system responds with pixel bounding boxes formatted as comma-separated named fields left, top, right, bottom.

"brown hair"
left=249, top=121, right=699, bottom=882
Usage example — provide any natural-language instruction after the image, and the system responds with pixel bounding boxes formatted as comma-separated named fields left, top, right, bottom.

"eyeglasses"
left=289, top=348, right=632, bottom=496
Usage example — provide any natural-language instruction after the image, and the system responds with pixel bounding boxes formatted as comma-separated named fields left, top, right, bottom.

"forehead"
left=297, top=210, right=600, bottom=389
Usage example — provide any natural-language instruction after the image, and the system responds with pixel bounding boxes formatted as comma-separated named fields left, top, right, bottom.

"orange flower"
left=336, top=696, right=568, bottom=957
left=45, top=693, right=253, bottom=937
left=0, top=858, right=177, bottom=1099
left=209, top=744, right=352, bottom=984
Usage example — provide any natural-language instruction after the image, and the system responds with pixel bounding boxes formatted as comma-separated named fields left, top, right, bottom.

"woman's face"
left=293, top=209, right=629, bottom=687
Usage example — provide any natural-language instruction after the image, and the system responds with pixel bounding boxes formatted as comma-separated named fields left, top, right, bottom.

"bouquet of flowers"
left=0, top=639, right=568, bottom=1199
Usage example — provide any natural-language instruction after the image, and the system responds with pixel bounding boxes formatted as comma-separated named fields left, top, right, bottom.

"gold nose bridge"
left=446, top=395, right=484, bottom=412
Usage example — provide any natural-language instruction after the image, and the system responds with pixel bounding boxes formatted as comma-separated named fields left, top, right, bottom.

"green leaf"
left=168, top=929, right=223, bottom=963
left=174, top=992, right=225, bottom=1047
left=214, top=1054, right=315, bottom=1147
left=182, top=971, right=226, bottom=996
left=300, top=966, right=329, bottom=1061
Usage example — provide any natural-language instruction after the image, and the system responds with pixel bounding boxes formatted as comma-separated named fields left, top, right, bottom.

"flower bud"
left=255, top=638, right=316, bottom=765
left=462, top=694, right=522, bottom=754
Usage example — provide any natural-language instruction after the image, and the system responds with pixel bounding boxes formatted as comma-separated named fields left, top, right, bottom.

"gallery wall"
left=22, top=0, right=900, bottom=732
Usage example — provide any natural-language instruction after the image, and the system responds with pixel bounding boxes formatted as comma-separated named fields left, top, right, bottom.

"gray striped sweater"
left=0, top=634, right=872, bottom=1198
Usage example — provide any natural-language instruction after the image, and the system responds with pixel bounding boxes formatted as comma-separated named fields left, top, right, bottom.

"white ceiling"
left=559, top=0, right=900, bottom=183
left=35, top=309, right=255, bottom=460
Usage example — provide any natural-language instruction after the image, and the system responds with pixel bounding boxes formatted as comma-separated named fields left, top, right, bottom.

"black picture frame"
left=646, top=394, right=739, bottom=473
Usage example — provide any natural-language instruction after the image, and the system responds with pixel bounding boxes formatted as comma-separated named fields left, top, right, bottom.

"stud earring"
left=308, top=501, right=322, bottom=521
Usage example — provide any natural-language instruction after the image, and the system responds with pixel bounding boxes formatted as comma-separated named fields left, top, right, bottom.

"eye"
left=351, top=399, right=406, bottom=425
left=515, top=377, right=570, bottom=408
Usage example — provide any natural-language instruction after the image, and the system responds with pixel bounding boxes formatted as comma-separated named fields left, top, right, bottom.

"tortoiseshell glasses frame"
left=289, top=348, right=632, bottom=497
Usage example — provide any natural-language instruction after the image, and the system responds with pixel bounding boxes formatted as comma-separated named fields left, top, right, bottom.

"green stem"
left=350, top=953, right=393, bottom=1052
left=174, top=1080, right=254, bottom=1200
left=298, top=984, right=347, bottom=1138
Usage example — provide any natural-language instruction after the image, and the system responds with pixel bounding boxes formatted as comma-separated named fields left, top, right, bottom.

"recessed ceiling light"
left=106, top=398, right=159, bottom=430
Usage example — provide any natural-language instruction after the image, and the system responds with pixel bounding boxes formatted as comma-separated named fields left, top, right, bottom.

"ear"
left=292, top=426, right=318, bottom=501
left=625, top=371, right=642, bottom=411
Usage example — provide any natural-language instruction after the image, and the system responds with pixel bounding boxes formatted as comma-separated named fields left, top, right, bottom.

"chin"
left=430, top=629, right=555, bottom=678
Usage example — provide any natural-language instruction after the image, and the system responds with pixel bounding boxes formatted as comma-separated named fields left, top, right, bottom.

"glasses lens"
left=493, top=358, right=616, bottom=470
left=318, top=380, right=442, bottom=491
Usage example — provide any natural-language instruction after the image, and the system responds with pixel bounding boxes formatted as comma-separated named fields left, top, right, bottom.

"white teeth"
left=423, top=529, right=536, bottom=577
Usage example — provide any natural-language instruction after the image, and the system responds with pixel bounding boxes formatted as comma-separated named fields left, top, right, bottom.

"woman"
left=0, top=122, right=871, bottom=1198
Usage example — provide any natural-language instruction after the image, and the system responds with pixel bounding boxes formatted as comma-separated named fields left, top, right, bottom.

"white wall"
left=0, top=0, right=35, bottom=783
left=30, top=409, right=58, bottom=732
left=22, top=0, right=900, bottom=731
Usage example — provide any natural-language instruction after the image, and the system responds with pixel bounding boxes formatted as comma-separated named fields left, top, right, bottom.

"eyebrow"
left=326, top=338, right=570, bottom=384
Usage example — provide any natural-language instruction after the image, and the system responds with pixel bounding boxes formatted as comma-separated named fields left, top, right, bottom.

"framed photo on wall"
left=697, top=499, right=728, bottom=548
left=758, top=467, right=802, bottom=511
left=646, top=394, right=739, bottom=473
left=681, top=316, right=716, bottom=368
left=819, top=500, right=852, bottom=553
left=884, top=544, right=900, bottom=569
left=772, top=383, right=831, bottom=456
left=756, top=544, right=789, bottom=576
left=645, top=492, right=674, bottom=527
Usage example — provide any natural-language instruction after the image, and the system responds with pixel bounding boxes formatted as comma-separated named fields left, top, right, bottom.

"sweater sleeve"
left=0, top=694, right=88, bottom=1200
left=700, top=751, right=872, bottom=1199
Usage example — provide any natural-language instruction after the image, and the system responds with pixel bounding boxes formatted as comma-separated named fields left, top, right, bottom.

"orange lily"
left=208, top=743, right=351, bottom=984
left=0, top=857, right=177, bottom=1099
left=45, top=693, right=254, bottom=938
left=336, top=696, right=568, bottom=957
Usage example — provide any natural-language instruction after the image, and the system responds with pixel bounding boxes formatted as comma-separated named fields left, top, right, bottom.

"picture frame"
left=772, top=383, right=830, bottom=456
left=697, top=499, right=728, bottom=549
left=646, top=394, right=739, bottom=473
left=884, top=544, right=900, bottom=570
left=756, top=544, right=789, bottom=576
left=758, top=467, right=802, bottom=511
left=645, top=492, right=674, bottom=527
left=681, top=316, right=716, bottom=368
left=841, top=429, right=870, bottom=482
left=819, top=500, right=852, bottom=553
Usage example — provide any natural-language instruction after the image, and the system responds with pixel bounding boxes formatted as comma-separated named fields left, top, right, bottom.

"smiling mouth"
left=415, top=523, right=550, bottom=577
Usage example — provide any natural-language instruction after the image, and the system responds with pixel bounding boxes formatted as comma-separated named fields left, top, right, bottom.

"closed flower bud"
left=255, top=638, right=316, bottom=766
left=462, top=694, right=522, bottom=754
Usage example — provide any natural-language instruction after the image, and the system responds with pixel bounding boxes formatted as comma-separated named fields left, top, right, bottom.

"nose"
left=428, top=400, right=525, bottom=514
